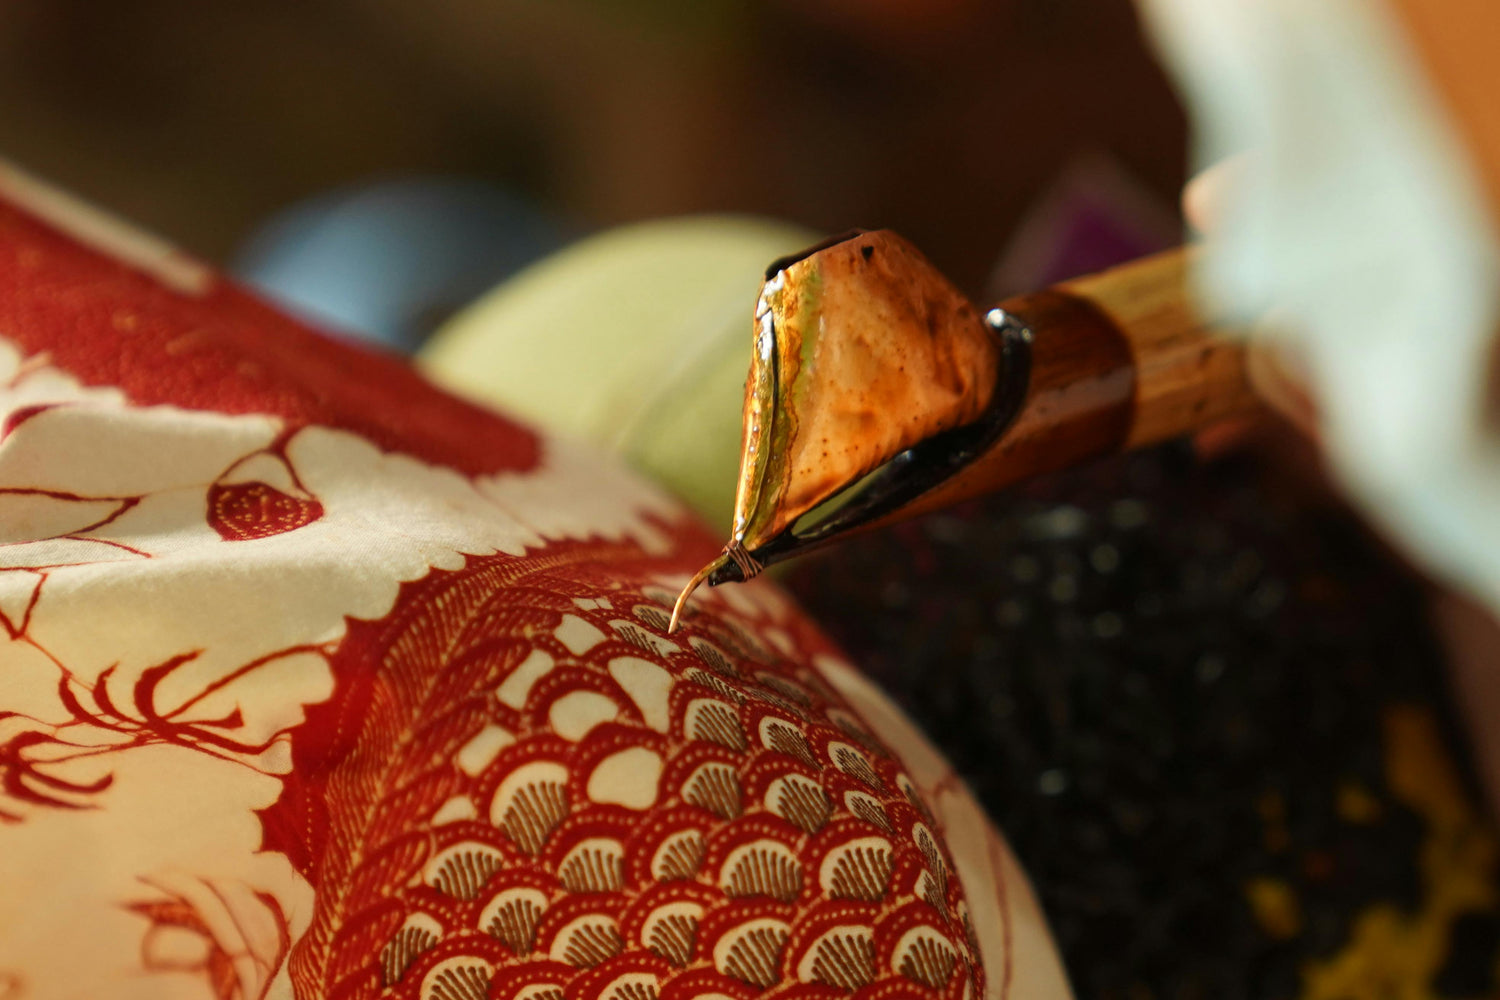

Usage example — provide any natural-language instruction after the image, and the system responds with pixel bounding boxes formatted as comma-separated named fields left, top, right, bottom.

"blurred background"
left=0, top=0, right=1186, bottom=322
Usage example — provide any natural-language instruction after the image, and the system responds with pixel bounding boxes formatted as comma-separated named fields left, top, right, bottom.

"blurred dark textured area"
left=787, top=444, right=1498, bottom=999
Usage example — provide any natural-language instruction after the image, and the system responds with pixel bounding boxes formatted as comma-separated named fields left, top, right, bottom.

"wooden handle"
left=870, top=246, right=1259, bottom=526
left=1060, top=246, right=1255, bottom=447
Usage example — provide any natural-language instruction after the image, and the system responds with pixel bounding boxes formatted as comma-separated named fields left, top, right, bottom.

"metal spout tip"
left=668, top=554, right=725, bottom=634
left=668, top=543, right=765, bottom=633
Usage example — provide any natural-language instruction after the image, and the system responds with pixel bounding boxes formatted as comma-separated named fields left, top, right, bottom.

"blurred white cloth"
left=1137, top=0, right=1500, bottom=612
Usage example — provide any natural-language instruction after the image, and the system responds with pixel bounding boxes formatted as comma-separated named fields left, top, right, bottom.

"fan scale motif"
left=271, top=555, right=988, bottom=1000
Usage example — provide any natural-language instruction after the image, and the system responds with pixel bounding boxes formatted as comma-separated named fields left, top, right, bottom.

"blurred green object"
left=420, top=216, right=816, bottom=524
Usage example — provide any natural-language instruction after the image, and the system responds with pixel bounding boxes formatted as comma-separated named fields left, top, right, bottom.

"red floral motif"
left=208, top=482, right=324, bottom=541
left=206, top=434, right=326, bottom=541
left=54, top=647, right=326, bottom=759
left=0, top=468, right=324, bottom=817
left=0, top=728, right=113, bottom=818
left=0, top=642, right=330, bottom=819
left=128, top=879, right=291, bottom=1000
left=1, top=402, right=58, bottom=438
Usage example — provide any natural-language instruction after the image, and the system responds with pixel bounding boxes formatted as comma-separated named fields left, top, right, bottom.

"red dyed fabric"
left=0, top=169, right=1058, bottom=1000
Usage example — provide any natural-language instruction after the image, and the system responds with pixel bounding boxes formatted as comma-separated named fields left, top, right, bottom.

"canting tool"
left=670, top=230, right=1259, bottom=631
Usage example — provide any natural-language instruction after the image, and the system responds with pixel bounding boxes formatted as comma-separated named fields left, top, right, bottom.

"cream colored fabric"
left=0, top=345, right=680, bottom=998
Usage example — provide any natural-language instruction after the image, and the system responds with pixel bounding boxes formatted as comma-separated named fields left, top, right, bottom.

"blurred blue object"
left=233, top=178, right=565, bottom=352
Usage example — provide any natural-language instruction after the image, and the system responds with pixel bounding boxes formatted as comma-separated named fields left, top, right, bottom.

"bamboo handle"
left=1060, top=247, right=1254, bottom=447
left=872, top=246, right=1258, bottom=526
